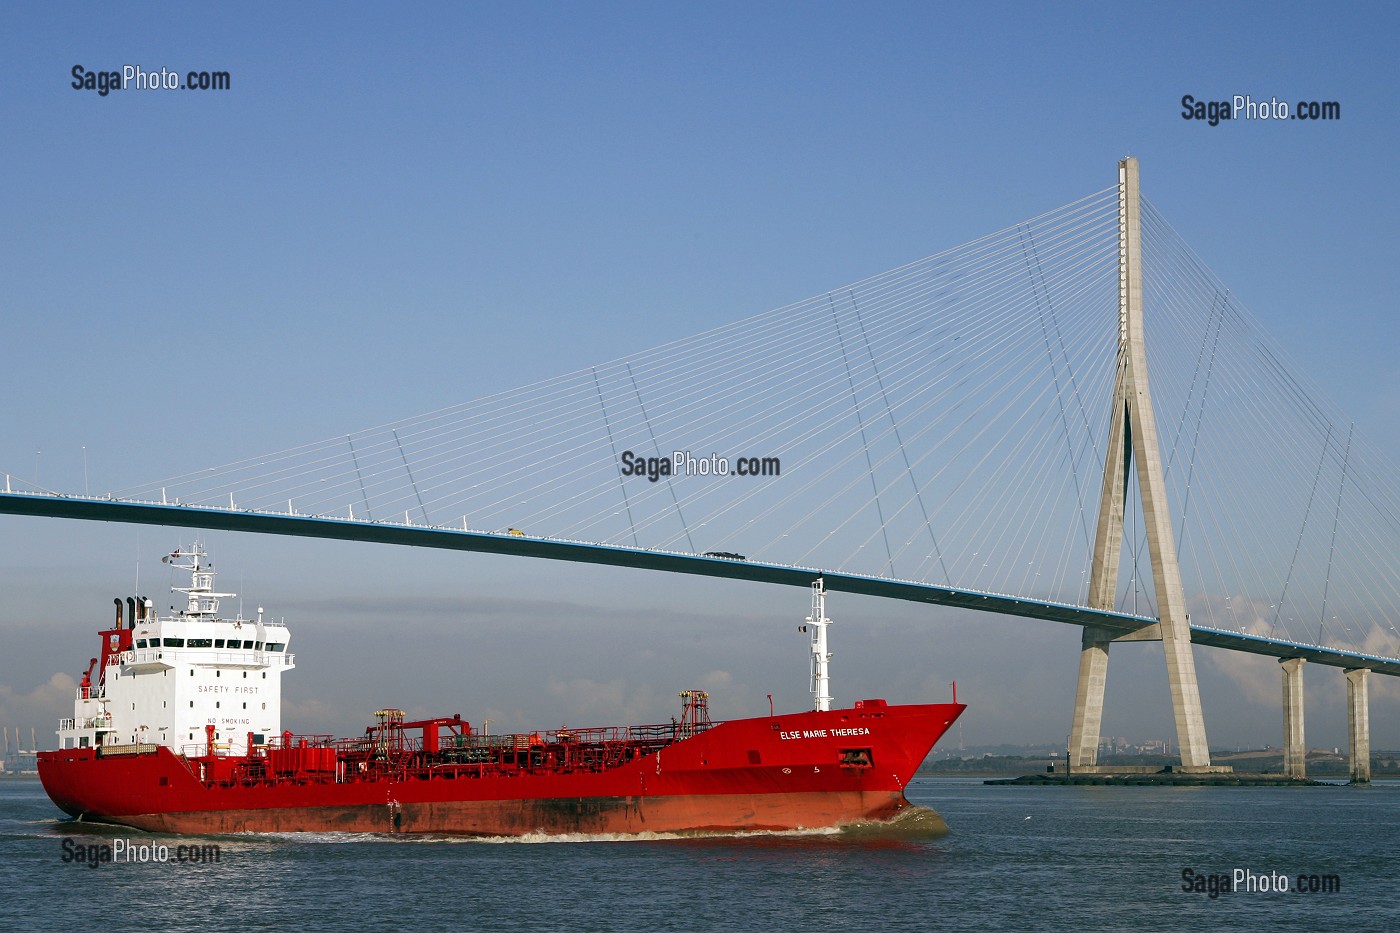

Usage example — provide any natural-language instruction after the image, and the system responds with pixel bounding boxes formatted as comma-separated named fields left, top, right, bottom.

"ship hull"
left=39, top=702, right=963, bottom=836
left=88, top=791, right=912, bottom=836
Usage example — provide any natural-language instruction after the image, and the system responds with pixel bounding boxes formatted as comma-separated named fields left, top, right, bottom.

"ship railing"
left=440, top=726, right=628, bottom=752
left=274, top=733, right=335, bottom=749
left=188, top=650, right=298, bottom=666
left=446, top=733, right=515, bottom=750
left=59, top=714, right=112, bottom=731
left=232, top=650, right=294, bottom=667
left=555, top=725, right=630, bottom=743
left=626, top=722, right=678, bottom=742
left=437, top=721, right=722, bottom=751
left=123, top=648, right=296, bottom=667
left=70, top=691, right=107, bottom=708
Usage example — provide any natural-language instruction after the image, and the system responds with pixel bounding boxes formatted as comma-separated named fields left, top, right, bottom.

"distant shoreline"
left=922, top=752, right=1400, bottom=778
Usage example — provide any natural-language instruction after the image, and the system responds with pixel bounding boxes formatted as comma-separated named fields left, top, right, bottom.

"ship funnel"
left=126, top=597, right=137, bottom=629
left=113, top=597, right=123, bottom=629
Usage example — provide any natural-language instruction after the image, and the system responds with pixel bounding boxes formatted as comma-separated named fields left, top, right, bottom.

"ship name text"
left=779, top=726, right=871, bottom=740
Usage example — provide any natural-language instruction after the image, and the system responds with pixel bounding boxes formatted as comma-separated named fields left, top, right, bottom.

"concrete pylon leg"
left=1069, top=626, right=1113, bottom=768
left=1280, top=658, right=1305, bottom=779
left=1075, top=157, right=1212, bottom=771
left=1157, top=614, right=1211, bottom=769
left=1345, top=668, right=1371, bottom=784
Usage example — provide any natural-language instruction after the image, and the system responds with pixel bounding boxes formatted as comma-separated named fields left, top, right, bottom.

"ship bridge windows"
left=187, top=638, right=213, bottom=648
left=214, top=639, right=225, bottom=648
left=266, top=642, right=286, bottom=652
left=136, top=639, right=148, bottom=649
left=163, top=638, right=184, bottom=648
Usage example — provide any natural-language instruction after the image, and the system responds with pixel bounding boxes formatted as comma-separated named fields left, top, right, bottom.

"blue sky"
left=2, top=2, right=1398, bottom=751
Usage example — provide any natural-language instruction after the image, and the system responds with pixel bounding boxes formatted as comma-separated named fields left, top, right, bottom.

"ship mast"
left=163, top=545, right=235, bottom=619
left=804, top=579, right=832, bottom=711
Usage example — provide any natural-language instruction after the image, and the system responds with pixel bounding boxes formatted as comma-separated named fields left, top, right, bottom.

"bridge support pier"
left=1280, top=658, right=1306, bottom=779
left=1069, top=627, right=1113, bottom=767
left=1345, top=668, right=1371, bottom=784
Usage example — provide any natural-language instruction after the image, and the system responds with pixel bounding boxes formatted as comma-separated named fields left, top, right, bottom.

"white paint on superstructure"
left=57, top=546, right=295, bottom=756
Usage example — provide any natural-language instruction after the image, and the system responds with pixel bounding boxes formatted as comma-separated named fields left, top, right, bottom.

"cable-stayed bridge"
left=4, top=159, right=1398, bottom=777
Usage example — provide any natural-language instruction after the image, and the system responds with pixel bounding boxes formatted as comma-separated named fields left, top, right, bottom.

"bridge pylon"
left=1067, top=157, right=1213, bottom=771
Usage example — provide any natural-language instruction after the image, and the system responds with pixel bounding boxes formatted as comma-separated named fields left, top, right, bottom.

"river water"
left=2, top=776, right=1394, bottom=931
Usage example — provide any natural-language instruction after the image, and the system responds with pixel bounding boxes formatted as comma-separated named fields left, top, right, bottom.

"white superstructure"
left=57, top=545, right=294, bottom=756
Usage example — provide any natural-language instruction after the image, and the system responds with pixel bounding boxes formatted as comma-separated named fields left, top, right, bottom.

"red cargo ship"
left=38, top=547, right=964, bottom=836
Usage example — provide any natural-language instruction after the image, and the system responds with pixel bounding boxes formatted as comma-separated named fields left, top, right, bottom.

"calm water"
left=2, top=776, right=1395, bottom=932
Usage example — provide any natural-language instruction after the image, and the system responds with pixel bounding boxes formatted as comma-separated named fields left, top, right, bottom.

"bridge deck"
left=3, top=491, right=1397, bottom=677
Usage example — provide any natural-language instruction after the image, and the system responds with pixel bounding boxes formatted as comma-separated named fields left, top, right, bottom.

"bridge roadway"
left=4, top=491, right=1398, bottom=677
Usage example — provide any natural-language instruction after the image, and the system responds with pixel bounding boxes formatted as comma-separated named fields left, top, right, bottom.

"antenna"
left=804, top=579, right=833, bottom=711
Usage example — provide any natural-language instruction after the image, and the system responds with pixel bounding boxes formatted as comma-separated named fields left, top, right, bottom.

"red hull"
left=39, top=702, right=963, bottom=836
